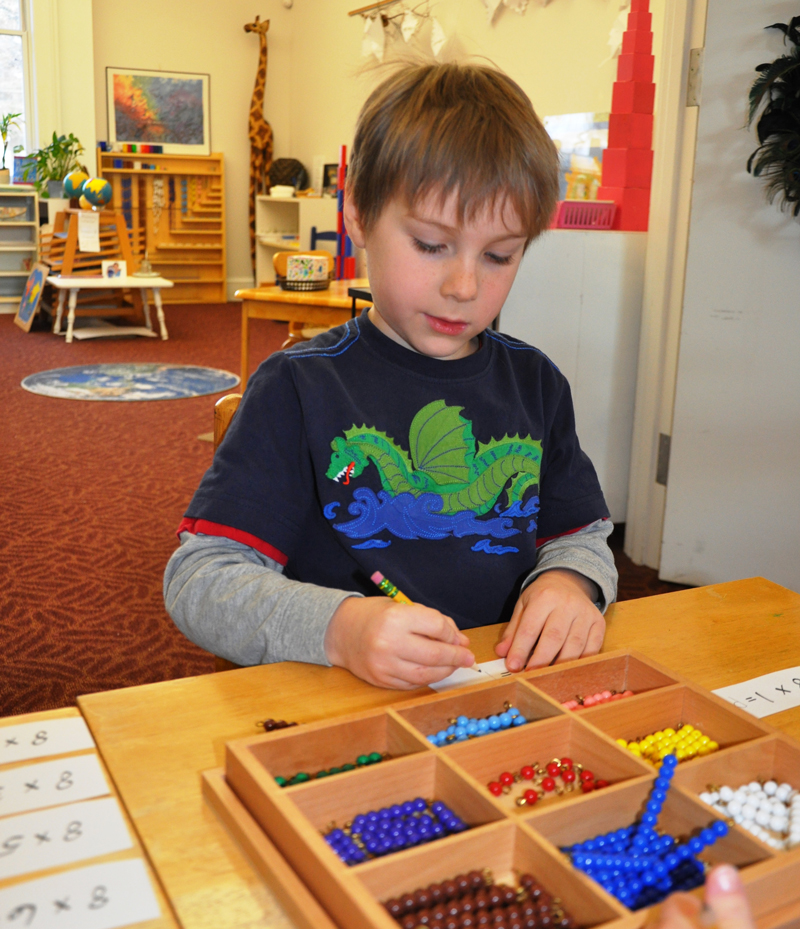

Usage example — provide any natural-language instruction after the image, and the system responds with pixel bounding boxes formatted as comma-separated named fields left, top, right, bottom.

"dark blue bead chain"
left=564, top=754, right=730, bottom=909
left=323, top=797, right=467, bottom=866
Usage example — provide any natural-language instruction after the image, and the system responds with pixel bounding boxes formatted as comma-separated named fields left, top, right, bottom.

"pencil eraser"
left=370, top=571, right=385, bottom=585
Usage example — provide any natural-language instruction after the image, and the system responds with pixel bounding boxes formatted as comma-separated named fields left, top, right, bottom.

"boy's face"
left=344, top=189, right=527, bottom=360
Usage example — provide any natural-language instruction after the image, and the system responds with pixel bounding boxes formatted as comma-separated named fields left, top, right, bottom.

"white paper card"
left=77, top=211, right=100, bottom=253
left=0, top=797, right=133, bottom=880
left=429, top=657, right=514, bottom=692
left=713, top=666, right=800, bottom=719
left=0, top=859, right=160, bottom=929
left=0, top=719, right=95, bottom=766
left=0, top=755, right=110, bottom=818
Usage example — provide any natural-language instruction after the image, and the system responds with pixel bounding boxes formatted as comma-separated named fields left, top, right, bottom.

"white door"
left=660, top=0, right=800, bottom=592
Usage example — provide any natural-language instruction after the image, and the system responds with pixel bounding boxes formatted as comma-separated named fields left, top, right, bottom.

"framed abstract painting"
left=106, top=67, right=211, bottom=155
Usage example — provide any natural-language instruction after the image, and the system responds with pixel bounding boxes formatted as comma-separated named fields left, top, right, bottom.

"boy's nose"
left=441, top=259, right=478, bottom=302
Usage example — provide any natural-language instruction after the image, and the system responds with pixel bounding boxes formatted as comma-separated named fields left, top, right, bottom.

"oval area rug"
left=21, top=363, right=240, bottom=401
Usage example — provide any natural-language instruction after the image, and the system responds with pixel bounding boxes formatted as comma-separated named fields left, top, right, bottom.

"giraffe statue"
left=244, top=15, right=274, bottom=271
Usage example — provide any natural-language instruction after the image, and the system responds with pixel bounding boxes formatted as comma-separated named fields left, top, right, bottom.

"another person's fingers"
left=649, top=892, right=700, bottom=929
left=705, top=865, right=755, bottom=929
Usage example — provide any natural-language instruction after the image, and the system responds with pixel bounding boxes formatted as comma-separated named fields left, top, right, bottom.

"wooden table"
left=235, top=279, right=371, bottom=388
left=48, top=275, right=174, bottom=343
left=0, top=707, right=177, bottom=928
left=76, top=578, right=800, bottom=928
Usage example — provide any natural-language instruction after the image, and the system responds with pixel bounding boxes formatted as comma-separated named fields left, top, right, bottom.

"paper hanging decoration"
left=362, top=14, right=386, bottom=61
left=430, top=17, right=446, bottom=57
left=483, top=0, right=503, bottom=22
left=602, top=1, right=632, bottom=66
left=401, top=9, right=420, bottom=42
left=504, top=0, right=530, bottom=13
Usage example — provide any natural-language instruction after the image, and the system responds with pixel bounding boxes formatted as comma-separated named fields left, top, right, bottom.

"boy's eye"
left=485, top=252, right=515, bottom=266
left=412, top=238, right=445, bottom=255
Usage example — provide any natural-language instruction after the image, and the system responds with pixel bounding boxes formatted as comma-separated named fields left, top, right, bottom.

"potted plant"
left=0, top=112, right=22, bottom=184
left=24, top=132, right=87, bottom=198
left=747, top=16, right=800, bottom=215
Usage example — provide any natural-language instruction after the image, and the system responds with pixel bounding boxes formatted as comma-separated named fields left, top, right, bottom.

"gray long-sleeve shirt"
left=164, top=518, right=617, bottom=666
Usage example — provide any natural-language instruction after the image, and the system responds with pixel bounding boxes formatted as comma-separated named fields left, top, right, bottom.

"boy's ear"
left=343, top=191, right=367, bottom=249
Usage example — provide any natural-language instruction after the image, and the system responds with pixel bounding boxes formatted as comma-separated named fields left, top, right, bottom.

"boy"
left=164, top=62, right=617, bottom=689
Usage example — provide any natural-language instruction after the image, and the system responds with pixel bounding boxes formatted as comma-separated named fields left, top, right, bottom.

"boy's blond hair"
left=347, top=61, right=559, bottom=243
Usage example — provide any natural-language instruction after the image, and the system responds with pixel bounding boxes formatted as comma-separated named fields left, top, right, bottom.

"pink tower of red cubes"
left=597, top=0, right=654, bottom=231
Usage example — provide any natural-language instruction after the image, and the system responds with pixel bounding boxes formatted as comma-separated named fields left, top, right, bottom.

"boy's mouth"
left=425, top=315, right=469, bottom=336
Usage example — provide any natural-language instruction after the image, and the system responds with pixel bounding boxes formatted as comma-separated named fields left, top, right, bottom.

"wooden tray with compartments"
left=202, top=650, right=800, bottom=929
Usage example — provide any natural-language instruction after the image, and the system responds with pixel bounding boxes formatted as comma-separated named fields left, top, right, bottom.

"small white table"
left=47, top=275, right=174, bottom=343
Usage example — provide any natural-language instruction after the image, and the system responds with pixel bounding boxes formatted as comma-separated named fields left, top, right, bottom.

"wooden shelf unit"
left=97, top=150, right=226, bottom=304
left=0, top=185, right=38, bottom=313
left=255, top=195, right=338, bottom=286
left=208, top=649, right=800, bottom=929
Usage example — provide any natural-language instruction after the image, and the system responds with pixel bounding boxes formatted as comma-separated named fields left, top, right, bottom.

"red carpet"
left=1, top=305, right=285, bottom=716
left=0, top=304, right=687, bottom=717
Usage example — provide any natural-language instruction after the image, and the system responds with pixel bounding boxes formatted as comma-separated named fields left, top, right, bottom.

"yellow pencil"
left=370, top=571, right=413, bottom=605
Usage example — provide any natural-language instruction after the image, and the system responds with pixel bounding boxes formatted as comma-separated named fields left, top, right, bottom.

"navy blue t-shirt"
left=182, top=311, right=609, bottom=628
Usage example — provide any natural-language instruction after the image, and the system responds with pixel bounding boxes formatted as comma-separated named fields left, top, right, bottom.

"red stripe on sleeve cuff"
left=177, top=517, right=288, bottom=566
left=535, top=517, right=608, bottom=549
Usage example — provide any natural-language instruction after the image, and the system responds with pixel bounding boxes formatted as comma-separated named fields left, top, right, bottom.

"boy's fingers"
left=525, top=610, right=571, bottom=668
left=400, top=638, right=475, bottom=670
left=496, top=599, right=524, bottom=654
left=705, top=865, right=754, bottom=929
left=395, top=662, right=475, bottom=688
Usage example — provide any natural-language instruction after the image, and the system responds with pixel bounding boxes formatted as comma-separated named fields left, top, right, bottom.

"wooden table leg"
left=152, top=288, right=168, bottom=340
left=53, top=290, right=66, bottom=334
left=140, top=288, right=153, bottom=332
left=281, top=320, right=308, bottom=349
left=65, top=289, right=79, bottom=343
left=241, top=302, right=251, bottom=390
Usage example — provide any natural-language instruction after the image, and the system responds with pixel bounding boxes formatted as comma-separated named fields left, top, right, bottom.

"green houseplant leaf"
left=747, top=17, right=800, bottom=214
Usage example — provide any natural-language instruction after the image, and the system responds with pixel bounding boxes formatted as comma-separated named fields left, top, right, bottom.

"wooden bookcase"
left=206, top=650, right=800, bottom=929
left=255, top=195, right=338, bottom=286
left=97, top=149, right=225, bottom=304
left=0, top=185, right=39, bottom=313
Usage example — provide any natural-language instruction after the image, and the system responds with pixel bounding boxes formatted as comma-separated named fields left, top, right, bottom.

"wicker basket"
left=275, top=275, right=331, bottom=292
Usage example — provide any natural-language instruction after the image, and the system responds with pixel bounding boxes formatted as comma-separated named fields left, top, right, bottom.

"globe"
left=63, top=170, right=89, bottom=199
left=82, top=178, right=113, bottom=207
left=78, top=194, right=93, bottom=210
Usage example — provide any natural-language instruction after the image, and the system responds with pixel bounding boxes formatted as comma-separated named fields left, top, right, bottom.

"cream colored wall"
left=287, top=0, right=664, bottom=175
left=90, top=0, right=664, bottom=294
left=91, top=0, right=295, bottom=295
left=31, top=0, right=97, bottom=173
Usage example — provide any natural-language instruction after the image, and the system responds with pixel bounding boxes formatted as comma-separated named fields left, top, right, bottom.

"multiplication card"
left=0, top=755, right=110, bottom=817
left=0, top=858, right=160, bottom=929
left=713, top=666, right=800, bottom=719
left=0, top=797, right=132, bottom=880
left=0, top=719, right=95, bottom=765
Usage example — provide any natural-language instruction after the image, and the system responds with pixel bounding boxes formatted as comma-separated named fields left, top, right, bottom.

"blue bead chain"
left=426, top=705, right=528, bottom=746
left=564, top=754, right=730, bottom=909
left=323, top=797, right=467, bottom=866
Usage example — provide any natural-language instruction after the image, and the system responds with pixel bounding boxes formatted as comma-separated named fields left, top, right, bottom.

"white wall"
left=90, top=0, right=665, bottom=297
left=500, top=230, right=646, bottom=522
left=660, top=0, right=800, bottom=592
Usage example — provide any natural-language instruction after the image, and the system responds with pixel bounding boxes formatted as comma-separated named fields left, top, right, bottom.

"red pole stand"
left=600, top=0, right=654, bottom=230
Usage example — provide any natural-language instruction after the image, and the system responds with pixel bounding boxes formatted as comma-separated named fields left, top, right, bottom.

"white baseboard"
left=227, top=277, right=254, bottom=302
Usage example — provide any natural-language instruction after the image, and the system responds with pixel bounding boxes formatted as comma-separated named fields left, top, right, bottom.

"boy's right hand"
left=324, top=596, right=476, bottom=690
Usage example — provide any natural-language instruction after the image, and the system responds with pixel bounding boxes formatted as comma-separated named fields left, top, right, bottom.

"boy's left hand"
left=495, top=569, right=605, bottom=671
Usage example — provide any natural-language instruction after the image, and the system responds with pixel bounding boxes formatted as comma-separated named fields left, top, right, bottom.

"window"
left=0, top=0, right=30, bottom=169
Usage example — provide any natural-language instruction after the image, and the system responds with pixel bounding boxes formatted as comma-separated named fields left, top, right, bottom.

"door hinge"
left=656, top=433, right=671, bottom=486
left=687, top=48, right=704, bottom=107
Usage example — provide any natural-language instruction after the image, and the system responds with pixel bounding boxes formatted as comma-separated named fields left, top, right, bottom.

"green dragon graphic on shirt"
left=325, top=400, right=542, bottom=516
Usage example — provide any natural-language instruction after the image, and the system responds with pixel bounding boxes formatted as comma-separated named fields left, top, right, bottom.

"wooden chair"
left=213, top=394, right=243, bottom=672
